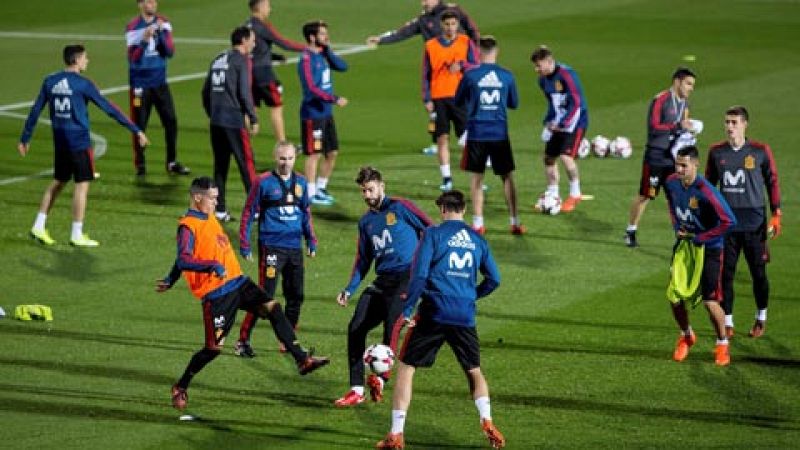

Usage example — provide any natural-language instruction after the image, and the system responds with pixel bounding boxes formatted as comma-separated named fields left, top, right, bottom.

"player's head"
left=530, top=45, right=555, bottom=77
left=675, top=145, right=700, bottom=186
left=671, top=67, right=696, bottom=99
left=436, top=190, right=466, bottom=216
left=63, top=45, right=88, bottom=71
left=356, top=166, right=385, bottom=210
left=231, top=26, right=255, bottom=53
left=189, top=177, right=219, bottom=215
left=440, top=10, right=460, bottom=38
left=724, top=105, right=749, bottom=142
left=303, top=20, right=329, bottom=46
left=138, top=0, right=157, bottom=16
left=479, top=36, right=498, bottom=61
left=421, top=0, right=441, bottom=13
left=249, top=0, right=270, bottom=17
left=273, top=141, right=297, bottom=176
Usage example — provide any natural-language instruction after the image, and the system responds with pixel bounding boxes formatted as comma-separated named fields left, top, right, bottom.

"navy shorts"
left=431, top=98, right=466, bottom=140
left=545, top=128, right=584, bottom=158
left=461, top=139, right=514, bottom=175
left=399, top=313, right=480, bottom=371
left=54, top=148, right=95, bottom=182
left=253, top=80, right=283, bottom=107
left=301, top=117, right=338, bottom=156
left=639, top=161, right=675, bottom=199
left=201, top=278, right=267, bottom=349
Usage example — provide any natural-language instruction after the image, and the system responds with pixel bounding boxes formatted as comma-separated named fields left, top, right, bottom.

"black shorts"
left=700, top=247, right=723, bottom=302
left=639, top=161, right=675, bottom=199
left=301, top=117, right=338, bottom=156
left=545, top=128, right=585, bottom=158
left=432, top=98, right=466, bottom=139
left=201, top=278, right=267, bottom=349
left=399, top=313, right=480, bottom=371
left=54, top=148, right=95, bottom=182
left=258, top=245, right=304, bottom=300
left=461, top=140, right=514, bottom=175
left=253, top=80, right=283, bottom=107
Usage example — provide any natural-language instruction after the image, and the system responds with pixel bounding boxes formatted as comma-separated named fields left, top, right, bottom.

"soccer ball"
left=363, top=344, right=395, bottom=375
left=577, top=138, right=591, bottom=159
left=609, top=136, right=633, bottom=158
left=591, top=135, right=610, bottom=158
left=534, top=193, right=562, bottom=215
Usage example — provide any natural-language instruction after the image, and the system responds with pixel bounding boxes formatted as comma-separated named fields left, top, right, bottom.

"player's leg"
left=130, top=86, right=153, bottom=175
left=433, top=100, right=452, bottom=190
left=315, top=118, right=339, bottom=202
left=626, top=161, right=657, bottom=247
left=461, top=140, right=486, bottom=233
left=701, top=247, right=729, bottom=365
left=153, top=84, right=187, bottom=174
left=211, top=126, right=232, bottom=219
left=670, top=300, right=695, bottom=362
left=263, top=80, right=286, bottom=142
left=336, top=286, right=386, bottom=406
left=31, top=150, right=72, bottom=245
left=236, top=245, right=276, bottom=357
left=721, top=233, right=743, bottom=337
left=491, top=140, right=522, bottom=234
left=68, top=150, right=98, bottom=246
left=282, top=248, right=305, bottom=328
left=743, top=229, right=770, bottom=337
left=229, top=127, right=256, bottom=193
left=559, top=129, right=583, bottom=212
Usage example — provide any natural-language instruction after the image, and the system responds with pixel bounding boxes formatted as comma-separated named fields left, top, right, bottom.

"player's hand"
left=676, top=229, right=694, bottom=240
left=244, top=253, right=254, bottom=262
left=306, top=248, right=316, bottom=258
left=424, top=101, right=434, bottom=113
left=768, top=209, right=782, bottom=239
left=366, top=36, right=380, bottom=47
left=336, top=291, right=350, bottom=307
left=449, top=61, right=462, bottom=74
left=250, top=122, right=260, bottom=136
left=680, top=118, right=693, bottom=131
left=136, top=132, right=149, bottom=148
left=143, top=25, right=156, bottom=40
left=336, top=97, right=348, bottom=107
left=156, top=19, right=165, bottom=30
left=17, top=142, right=30, bottom=156
left=404, top=316, right=416, bottom=328
left=155, top=279, right=172, bottom=293
left=213, top=265, right=226, bottom=279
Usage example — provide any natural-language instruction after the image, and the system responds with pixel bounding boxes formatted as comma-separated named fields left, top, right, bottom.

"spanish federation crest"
left=744, top=155, right=755, bottom=170
left=386, top=212, right=396, bottom=226
left=266, top=266, right=276, bottom=278
left=688, top=196, right=698, bottom=209
left=295, top=184, right=303, bottom=197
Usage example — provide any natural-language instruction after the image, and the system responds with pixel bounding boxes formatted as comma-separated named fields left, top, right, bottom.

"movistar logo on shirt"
left=372, top=229, right=393, bottom=251
left=51, top=78, right=72, bottom=96
left=447, top=229, right=476, bottom=250
left=478, top=70, right=503, bottom=88
left=722, top=169, right=746, bottom=194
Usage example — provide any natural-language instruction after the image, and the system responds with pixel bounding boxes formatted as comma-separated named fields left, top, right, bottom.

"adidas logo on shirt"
left=477, top=70, right=503, bottom=88
left=51, top=78, right=72, bottom=96
left=448, top=229, right=476, bottom=250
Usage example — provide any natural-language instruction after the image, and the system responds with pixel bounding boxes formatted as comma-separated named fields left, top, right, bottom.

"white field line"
left=0, top=42, right=372, bottom=185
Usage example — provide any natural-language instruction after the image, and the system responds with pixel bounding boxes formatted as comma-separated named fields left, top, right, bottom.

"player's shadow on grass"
left=133, top=176, right=183, bottom=206
left=21, top=244, right=97, bottom=282
left=310, top=207, right=355, bottom=223
left=487, top=391, right=798, bottom=431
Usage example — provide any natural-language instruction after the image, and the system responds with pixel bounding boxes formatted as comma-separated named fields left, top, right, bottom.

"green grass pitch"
left=0, top=0, right=798, bottom=448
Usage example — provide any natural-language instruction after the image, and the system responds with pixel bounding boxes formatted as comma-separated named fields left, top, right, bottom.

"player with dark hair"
left=245, top=0, right=305, bottom=142
left=455, top=36, right=523, bottom=235
left=297, top=20, right=348, bottom=206
left=126, top=0, right=189, bottom=176
left=625, top=67, right=698, bottom=247
left=201, top=26, right=259, bottom=222
left=156, top=176, right=329, bottom=411
left=366, top=0, right=480, bottom=156
left=20, top=44, right=148, bottom=247
left=530, top=45, right=588, bottom=213
left=376, top=189, right=505, bottom=449
left=705, top=106, right=782, bottom=338
left=235, top=141, right=317, bottom=357
left=334, top=167, right=432, bottom=407
left=423, top=10, right=479, bottom=191
left=664, top=146, right=736, bottom=366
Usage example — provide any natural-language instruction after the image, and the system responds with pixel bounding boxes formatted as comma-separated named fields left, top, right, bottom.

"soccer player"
left=422, top=10, right=479, bottom=191
left=201, top=26, right=259, bottom=222
left=297, top=20, right=348, bottom=206
left=366, top=0, right=479, bottom=156
left=235, top=141, right=317, bottom=357
left=664, top=146, right=736, bottom=366
left=530, top=45, right=588, bottom=213
left=376, top=190, right=505, bottom=449
left=334, top=167, right=432, bottom=407
left=625, top=67, right=698, bottom=247
left=705, top=106, right=782, bottom=338
left=455, top=36, right=524, bottom=235
left=126, top=0, right=189, bottom=176
left=19, top=44, right=148, bottom=247
left=245, top=0, right=305, bottom=142
left=156, top=176, right=329, bottom=411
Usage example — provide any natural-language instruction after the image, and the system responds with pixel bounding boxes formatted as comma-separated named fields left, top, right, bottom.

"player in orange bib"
left=156, top=176, right=329, bottom=411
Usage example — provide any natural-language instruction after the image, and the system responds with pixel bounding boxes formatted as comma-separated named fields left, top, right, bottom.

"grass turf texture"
left=0, top=0, right=799, bottom=448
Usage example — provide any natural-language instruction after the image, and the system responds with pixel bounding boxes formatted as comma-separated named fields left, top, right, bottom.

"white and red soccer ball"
left=534, top=193, right=562, bottom=216
left=363, top=344, right=395, bottom=375
left=577, top=138, right=591, bottom=159
left=609, top=136, right=633, bottom=158
left=591, top=135, right=611, bottom=157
